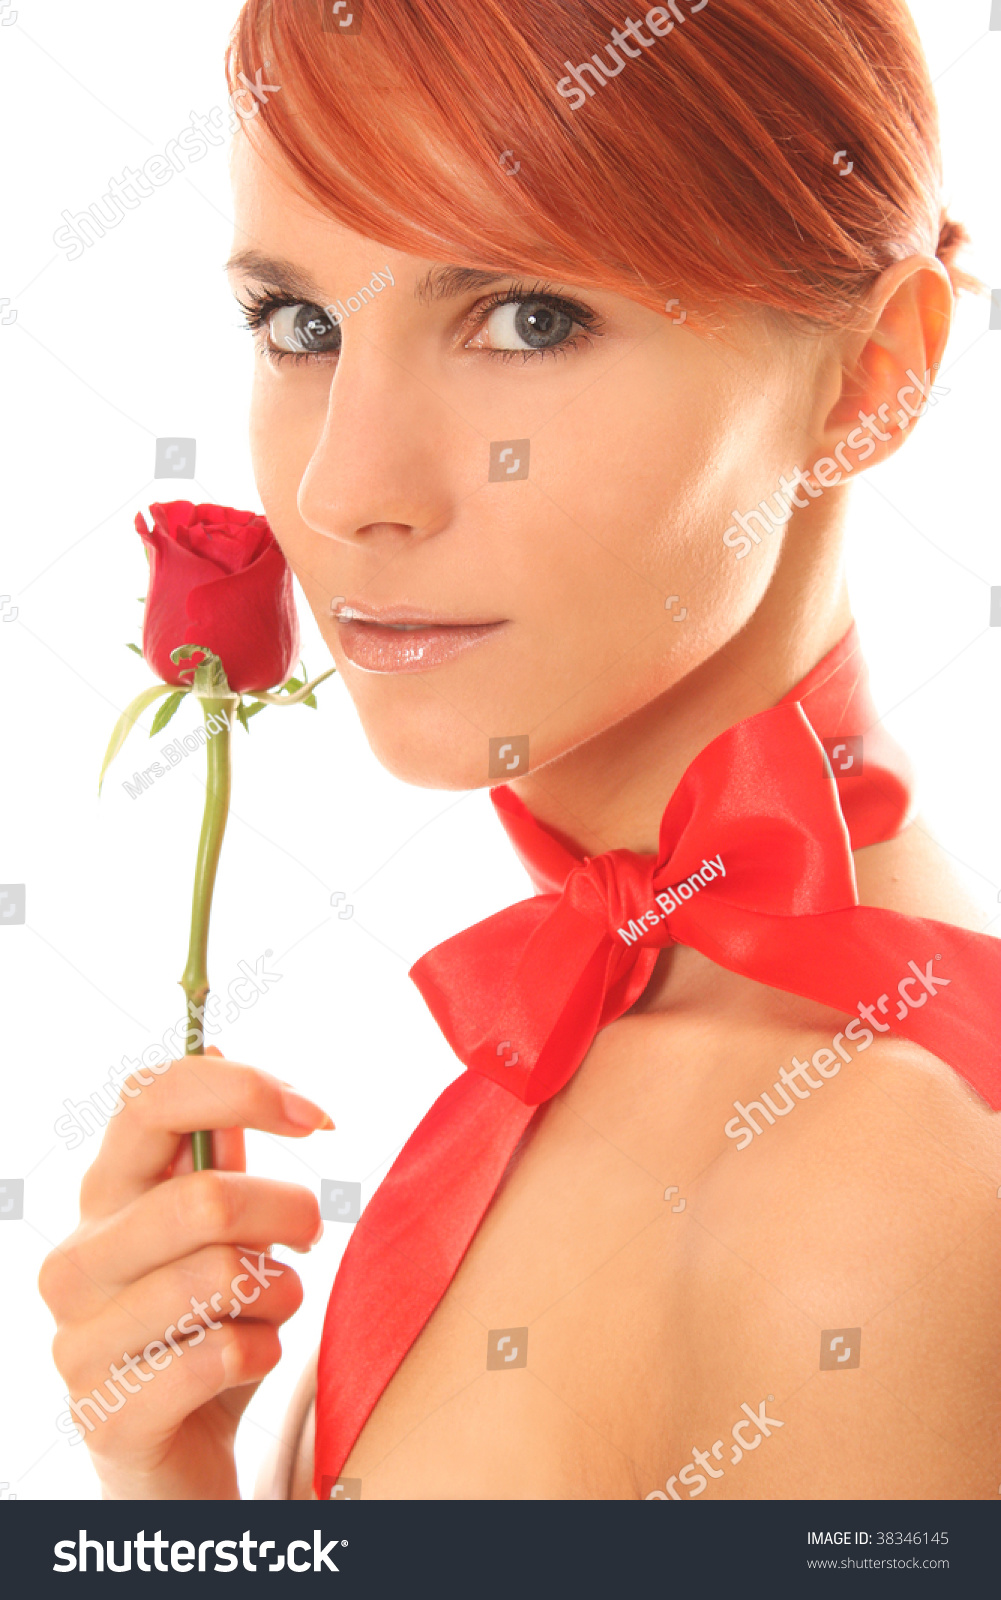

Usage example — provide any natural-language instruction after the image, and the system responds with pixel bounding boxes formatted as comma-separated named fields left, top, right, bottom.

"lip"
left=332, top=604, right=507, bottom=674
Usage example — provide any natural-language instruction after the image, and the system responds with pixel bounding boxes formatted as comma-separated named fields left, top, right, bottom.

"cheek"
left=527, top=360, right=788, bottom=675
left=555, top=346, right=793, bottom=557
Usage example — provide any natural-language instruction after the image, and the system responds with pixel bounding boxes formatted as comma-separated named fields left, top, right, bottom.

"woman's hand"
left=38, top=1047, right=331, bottom=1500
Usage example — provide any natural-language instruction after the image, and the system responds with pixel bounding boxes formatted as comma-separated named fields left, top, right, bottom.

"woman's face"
left=229, top=134, right=827, bottom=790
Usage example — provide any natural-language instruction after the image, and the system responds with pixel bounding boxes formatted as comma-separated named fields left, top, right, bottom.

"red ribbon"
left=313, top=626, right=1000, bottom=1495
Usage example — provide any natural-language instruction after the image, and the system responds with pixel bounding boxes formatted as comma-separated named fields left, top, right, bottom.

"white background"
left=0, top=1, right=997, bottom=1500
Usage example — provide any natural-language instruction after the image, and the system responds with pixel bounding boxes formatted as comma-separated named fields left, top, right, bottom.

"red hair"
left=226, top=0, right=975, bottom=330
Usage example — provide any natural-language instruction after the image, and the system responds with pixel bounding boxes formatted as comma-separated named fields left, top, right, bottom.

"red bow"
left=411, top=699, right=999, bottom=1110
left=412, top=702, right=860, bottom=1103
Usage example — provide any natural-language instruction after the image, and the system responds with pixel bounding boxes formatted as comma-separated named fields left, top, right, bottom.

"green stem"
left=180, top=695, right=236, bottom=1172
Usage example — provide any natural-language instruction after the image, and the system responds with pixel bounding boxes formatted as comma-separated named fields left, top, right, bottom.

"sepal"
left=150, top=689, right=188, bottom=736
left=98, top=683, right=177, bottom=793
left=235, top=699, right=268, bottom=733
left=170, top=644, right=235, bottom=700
left=245, top=665, right=335, bottom=707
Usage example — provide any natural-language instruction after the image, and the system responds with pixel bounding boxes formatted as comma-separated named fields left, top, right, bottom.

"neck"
left=510, top=504, right=853, bottom=857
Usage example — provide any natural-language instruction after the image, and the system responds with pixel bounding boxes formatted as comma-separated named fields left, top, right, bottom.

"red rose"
left=136, top=501, right=299, bottom=693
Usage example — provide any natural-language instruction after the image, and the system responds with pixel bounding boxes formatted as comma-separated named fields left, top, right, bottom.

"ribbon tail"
left=313, top=1071, right=536, bottom=1496
left=687, top=902, right=1001, bottom=1109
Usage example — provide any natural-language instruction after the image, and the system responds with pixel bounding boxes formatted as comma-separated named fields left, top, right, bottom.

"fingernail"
left=282, top=1089, right=335, bottom=1130
left=292, top=1220, right=324, bottom=1255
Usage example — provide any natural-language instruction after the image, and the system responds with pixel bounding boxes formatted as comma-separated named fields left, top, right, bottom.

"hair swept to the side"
left=227, top=0, right=978, bottom=331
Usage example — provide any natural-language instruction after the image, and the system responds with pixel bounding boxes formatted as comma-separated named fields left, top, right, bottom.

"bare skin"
left=41, top=126, right=1000, bottom=1500
left=338, top=838, right=1000, bottom=1500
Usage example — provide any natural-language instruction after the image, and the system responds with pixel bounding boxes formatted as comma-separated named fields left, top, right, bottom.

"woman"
left=41, top=0, right=1000, bottom=1500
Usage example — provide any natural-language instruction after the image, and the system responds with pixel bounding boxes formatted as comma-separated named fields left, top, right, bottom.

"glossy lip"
left=333, top=601, right=500, bottom=627
left=332, top=603, right=507, bottom=674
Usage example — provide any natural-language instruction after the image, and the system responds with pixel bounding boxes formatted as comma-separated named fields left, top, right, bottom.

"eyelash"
left=472, top=281, right=603, bottom=363
left=236, top=287, right=317, bottom=366
left=235, top=280, right=604, bottom=367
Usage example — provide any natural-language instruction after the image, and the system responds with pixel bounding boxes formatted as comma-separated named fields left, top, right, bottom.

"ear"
left=813, top=256, right=953, bottom=481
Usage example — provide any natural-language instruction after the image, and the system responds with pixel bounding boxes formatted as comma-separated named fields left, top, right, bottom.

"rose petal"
left=138, top=502, right=299, bottom=691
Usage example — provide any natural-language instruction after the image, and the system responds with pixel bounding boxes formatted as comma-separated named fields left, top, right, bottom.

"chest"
left=337, top=1017, right=726, bottom=1498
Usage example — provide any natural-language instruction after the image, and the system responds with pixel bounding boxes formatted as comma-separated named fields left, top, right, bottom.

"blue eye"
left=237, top=280, right=602, bottom=367
left=467, top=288, right=600, bottom=359
left=480, top=298, right=578, bottom=351
left=267, top=303, right=340, bottom=358
left=237, top=290, right=341, bottom=364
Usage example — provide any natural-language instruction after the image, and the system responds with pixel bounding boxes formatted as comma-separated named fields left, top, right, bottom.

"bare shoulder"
left=667, top=1033, right=1001, bottom=1500
left=607, top=819, right=999, bottom=1500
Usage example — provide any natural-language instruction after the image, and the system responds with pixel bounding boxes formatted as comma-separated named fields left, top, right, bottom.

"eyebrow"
left=225, top=250, right=508, bottom=305
left=225, top=250, right=328, bottom=302
left=413, top=265, right=508, bottom=304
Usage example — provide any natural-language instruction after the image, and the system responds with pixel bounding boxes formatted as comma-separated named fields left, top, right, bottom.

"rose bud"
left=136, top=500, right=299, bottom=693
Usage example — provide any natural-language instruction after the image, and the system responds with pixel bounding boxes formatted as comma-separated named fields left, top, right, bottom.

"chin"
left=357, top=703, right=500, bottom=792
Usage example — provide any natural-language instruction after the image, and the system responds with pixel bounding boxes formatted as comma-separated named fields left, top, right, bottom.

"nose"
left=296, top=337, right=457, bottom=552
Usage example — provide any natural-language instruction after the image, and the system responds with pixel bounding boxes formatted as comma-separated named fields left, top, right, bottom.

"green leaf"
left=281, top=676, right=303, bottom=696
left=235, top=699, right=268, bottom=733
left=98, top=682, right=176, bottom=794
left=125, top=642, right=143, bottom=656
left=149, top=689, right=187, bottom=736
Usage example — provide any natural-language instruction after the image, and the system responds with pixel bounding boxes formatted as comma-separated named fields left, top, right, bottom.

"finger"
left=51, top=1246, right=303, bottom=1368
left=59, top=1171, right=322, bottom=1296
left=62, top=1321, right=283, bottom=1462
left=165, top=1052, right=247, bottom=1179
left=80, top=1054, right=333, bottom=1219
